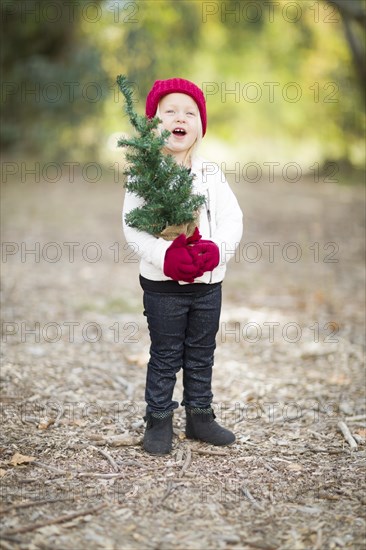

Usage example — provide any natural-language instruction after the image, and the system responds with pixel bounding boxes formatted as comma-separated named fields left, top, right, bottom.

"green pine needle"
left=116, top=74, right=206, bottom=235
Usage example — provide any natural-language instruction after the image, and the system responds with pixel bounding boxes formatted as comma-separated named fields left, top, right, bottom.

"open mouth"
left=172, top=127, right=187, bottom=136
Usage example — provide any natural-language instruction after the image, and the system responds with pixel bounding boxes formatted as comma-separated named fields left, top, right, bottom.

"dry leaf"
left=0, top=468, right=7, bottom=477
left=10, top=452, right=35, bottom=466
left=38, top=418, right=55, bottom=430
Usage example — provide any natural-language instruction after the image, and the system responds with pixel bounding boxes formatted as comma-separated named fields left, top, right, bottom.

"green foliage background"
left=1, top=0, right=365, bottom=170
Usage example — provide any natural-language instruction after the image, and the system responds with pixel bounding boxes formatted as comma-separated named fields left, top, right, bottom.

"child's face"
left=158, top=93, right=199, bottom=160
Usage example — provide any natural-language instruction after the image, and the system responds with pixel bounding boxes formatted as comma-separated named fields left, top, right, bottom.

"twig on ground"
left=90, top=445, right=119, bottom=472
left=34, top=460, right=124, bottom=478
left=0, top=502, right=107, bottom=536
left=0, top=496, right=76, bottom=514
left=241, top=541, right=276, bottom=550
left=77, top=472, right=125, bottom=479
left=159, top=481, right=175, bottom=504
left=308, top=430, right=329, bottom=440
left=240, top=486, right=265, bottom=511
left=344, top=414, right=366, bottom=422
left=116, top=458, right=150, bottom=469
left=338, top=421, right=358, bottom=450
left=33, top=461, right=68, bottom=475
left=89, top=434, right=141, bottom=447
left=305, top=446, right=346, bottom=454
left=191, top=448, right=229, bottom=457
left=175, top=448, right=184, bottom=464
left=262, top=462, right=276, bottom=473
left=179, top=446, right=192, bottom=478
left=21, top=416, right=39, bottom=425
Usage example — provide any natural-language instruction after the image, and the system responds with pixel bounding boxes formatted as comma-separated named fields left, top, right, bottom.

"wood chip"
left=89, top=434, right=141, bottom=447
left=9, top=452, right=35, bottom=466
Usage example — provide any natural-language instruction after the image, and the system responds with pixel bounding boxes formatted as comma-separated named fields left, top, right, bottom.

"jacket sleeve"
left=122, top=190, right=172, bottom=271
left=210, top=170, right=243, bottom=265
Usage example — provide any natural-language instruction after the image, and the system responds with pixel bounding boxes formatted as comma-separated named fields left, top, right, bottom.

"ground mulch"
left=1, top=171, right=365, bottom=549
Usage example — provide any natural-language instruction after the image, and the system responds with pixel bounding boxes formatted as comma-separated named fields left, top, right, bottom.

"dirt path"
left=1, top=171, right=365, bottom=549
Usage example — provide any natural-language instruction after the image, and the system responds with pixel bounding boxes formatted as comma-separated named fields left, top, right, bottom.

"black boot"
left=185, top=407, right=235, bottom=446
left=143, top=411, right=173, bottom=455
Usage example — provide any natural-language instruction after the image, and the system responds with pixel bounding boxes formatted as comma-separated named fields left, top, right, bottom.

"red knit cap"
left=145, top=78, right=207, bottom=136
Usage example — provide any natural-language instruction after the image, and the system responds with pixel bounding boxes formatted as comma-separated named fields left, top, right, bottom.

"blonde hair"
left=156, top=103, right=202, bottom=168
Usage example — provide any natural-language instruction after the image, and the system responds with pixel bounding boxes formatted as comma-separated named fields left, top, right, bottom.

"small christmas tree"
left=116, top=75, right=206, bottom=240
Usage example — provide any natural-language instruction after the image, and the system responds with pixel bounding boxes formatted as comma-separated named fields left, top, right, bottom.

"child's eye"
left=166, top=110, right=174, bottom=114
left=187, top=112, right=196, bottom=116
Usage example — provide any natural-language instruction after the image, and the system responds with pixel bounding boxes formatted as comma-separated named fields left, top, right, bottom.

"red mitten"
left=186, top=227, right=202, bottom=245
left=191, top=240, right=220, bottom=272
left=164, top=234, right=202, bottom=283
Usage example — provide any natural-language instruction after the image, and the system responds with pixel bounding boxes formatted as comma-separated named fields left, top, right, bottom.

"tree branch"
left=328, top=0, right=366, bottom=26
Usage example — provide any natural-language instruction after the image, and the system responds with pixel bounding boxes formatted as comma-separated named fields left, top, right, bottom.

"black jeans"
left=142, top=284, right=222, bottom=413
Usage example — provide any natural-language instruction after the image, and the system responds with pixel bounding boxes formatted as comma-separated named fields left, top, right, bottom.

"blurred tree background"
left=1, top=0, right=365, bottom=172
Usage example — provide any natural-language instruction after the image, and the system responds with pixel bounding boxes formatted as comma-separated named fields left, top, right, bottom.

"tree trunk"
left=326, top=0, right=366, bottom=92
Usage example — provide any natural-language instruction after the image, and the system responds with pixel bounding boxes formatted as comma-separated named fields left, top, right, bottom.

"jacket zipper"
left=206, top=188, right=213, bottom=283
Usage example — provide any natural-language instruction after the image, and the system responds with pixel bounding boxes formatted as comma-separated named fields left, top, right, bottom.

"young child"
left=122, top=78, right=243, bottom=455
